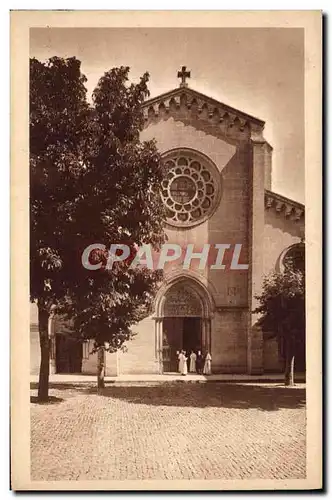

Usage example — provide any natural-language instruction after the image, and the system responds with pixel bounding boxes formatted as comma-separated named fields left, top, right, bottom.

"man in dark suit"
left=196, top=350, right=203, bottom=374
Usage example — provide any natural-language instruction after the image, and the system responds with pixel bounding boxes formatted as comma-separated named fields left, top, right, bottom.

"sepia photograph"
left=10, top=11, right=322, bottom=491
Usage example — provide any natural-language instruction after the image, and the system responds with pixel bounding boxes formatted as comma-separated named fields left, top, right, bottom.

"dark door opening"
left=183, top=317, right=202, bottom=354
left=162, top=317, right=182, bottom=373
left=56, top=334, right=83, bottom=373
left=162, top=317, right=202, bottom=373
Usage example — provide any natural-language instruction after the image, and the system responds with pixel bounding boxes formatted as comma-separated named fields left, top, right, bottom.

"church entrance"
left=160, top=280, right=210, bottom=374
left=162, top=317, right=202, bottom=372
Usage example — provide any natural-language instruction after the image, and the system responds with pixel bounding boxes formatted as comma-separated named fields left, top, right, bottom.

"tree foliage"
left=60, top=66, right=166, bottom=350
left=254, top=244, right=305, bottom=385
left=30, top=58, right=166, bottom=398
left=30, top=56, right=90, bottom=308
left=254, top=268, right=305, bottom=342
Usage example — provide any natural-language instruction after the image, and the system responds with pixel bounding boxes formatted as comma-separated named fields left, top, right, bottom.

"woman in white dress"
left=203, top=352, right=212, bottom=375
left=181, top=350, right=188, bottom=376
left=178, top=350, right=183, bottom=373
left=189, top=350, right=197, bottom=373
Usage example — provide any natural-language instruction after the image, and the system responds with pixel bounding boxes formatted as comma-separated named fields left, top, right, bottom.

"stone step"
left=30, top=373, right=306, bottom=387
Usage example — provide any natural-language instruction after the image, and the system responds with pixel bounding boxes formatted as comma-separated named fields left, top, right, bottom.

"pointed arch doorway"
left=155, top=279, right=212, bottom=373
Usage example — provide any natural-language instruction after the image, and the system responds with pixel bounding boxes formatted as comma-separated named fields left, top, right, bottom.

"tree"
left=61, top=66, right=166, bottom=388
left=254, top=247, right=305, bottom=386
left=30, top=57, right=90, bottom=400
left=30, top=60, right=166, bottom=398
left=61, top=265, right=163, bottom=388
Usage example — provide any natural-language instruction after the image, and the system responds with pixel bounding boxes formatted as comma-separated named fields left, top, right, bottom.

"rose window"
left=161, top=151, right=221, bottom=227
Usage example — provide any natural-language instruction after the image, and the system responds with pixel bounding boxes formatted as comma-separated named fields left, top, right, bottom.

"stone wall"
left=81, top=341, right=98, bottom=375
left=211, top=308, right=248, bottom=373
left=30, top=323, right=40, bottom=375
left=114, top=316, right=158, bottom=375
left=140, top=117, right=251, bottom=306
left=264, top=338, right=283, bottom=372
left=118, top=115, right=253, bottom=374
left=263, top=208, right=304, bottom=277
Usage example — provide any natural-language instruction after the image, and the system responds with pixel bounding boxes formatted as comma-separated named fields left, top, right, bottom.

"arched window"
left=278, top=242, right=305, bottom=273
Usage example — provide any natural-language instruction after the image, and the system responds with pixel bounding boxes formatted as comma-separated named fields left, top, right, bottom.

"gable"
left=142, top=87, right=267, bottom=146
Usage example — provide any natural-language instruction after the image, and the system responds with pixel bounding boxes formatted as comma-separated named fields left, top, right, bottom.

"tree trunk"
left=38, top=301, right=50, bottom=401
left=284, top=337, right=295, bottom=386
left=97, top=346, right=105, bottom=389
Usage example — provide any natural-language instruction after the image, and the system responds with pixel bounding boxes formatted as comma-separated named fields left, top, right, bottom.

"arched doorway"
left=155, top=279, right=212, bottom=373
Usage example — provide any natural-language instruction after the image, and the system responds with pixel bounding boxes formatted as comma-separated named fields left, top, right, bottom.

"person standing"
left=189, top=350, right=197, bottom=373
left=178, top=350, right=184, bottom=373
left=203, top=352, right=212, bottom=375
left=196, top=350, right=203, bottom=374
left=181, top=350, right=188, bottom=376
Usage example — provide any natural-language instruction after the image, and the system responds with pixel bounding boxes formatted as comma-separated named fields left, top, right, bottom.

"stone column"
left=201, top=318, right=211, bottom=354
left=201, top=319, right=207, bottom=353
left=116, top=350, right=119, bottom=376
left=48, top=309, right=56, bottom=374
left=207, top=319, right=211, bottom=354
left=263, top=143, right=273, bottom=191
left=155, top=319, right=163, bottom=374
left=248, top=138, right=267, bottom=374
left=207, top=319, right=212, bottom=373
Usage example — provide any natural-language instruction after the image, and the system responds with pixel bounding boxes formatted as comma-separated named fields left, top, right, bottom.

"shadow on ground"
left=30, top=395, right=64, bottom=405
left=30, top=382, right=305, bottom=411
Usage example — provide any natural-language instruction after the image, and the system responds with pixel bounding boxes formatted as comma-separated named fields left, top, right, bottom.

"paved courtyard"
left=30, top=382, right=306, bottom=481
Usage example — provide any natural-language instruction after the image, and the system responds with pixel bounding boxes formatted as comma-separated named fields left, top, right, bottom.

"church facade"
left=30, top=71, right=305, bottom=376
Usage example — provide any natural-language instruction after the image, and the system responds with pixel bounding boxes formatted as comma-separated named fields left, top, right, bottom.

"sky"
left=30, top=27, right=304, bottom=203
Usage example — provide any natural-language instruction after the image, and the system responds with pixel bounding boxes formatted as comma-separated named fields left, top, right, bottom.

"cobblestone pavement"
left=30, top=382, right=306, bottom=481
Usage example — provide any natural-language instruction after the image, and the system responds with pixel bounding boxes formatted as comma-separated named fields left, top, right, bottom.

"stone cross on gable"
left=177, top=66, right=191, bottom=88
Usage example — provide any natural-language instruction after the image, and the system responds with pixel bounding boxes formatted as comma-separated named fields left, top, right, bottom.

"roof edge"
left=265, top=189, right=304, bottom=210
left=143, top=87, right=265, bottom=127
